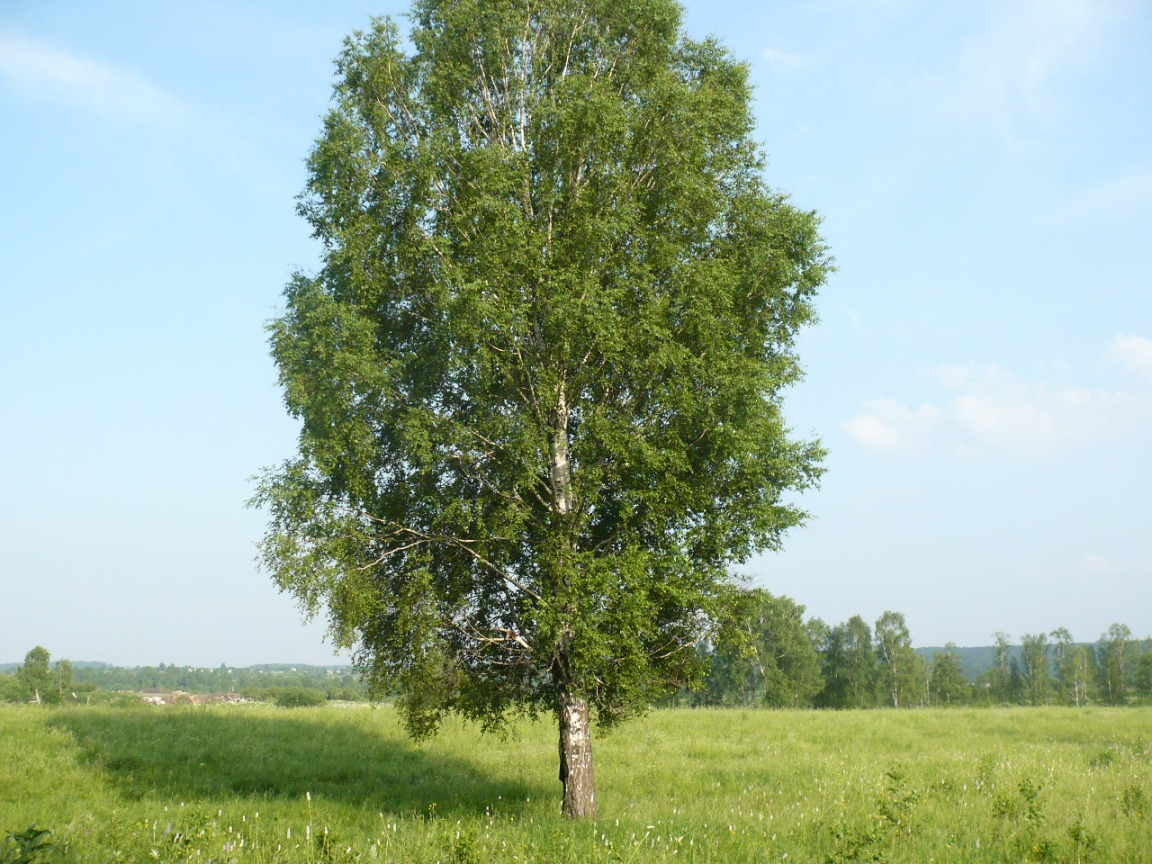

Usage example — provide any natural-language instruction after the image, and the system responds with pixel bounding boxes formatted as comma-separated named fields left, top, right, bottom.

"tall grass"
left=2, top=704, right=1149, bottom=862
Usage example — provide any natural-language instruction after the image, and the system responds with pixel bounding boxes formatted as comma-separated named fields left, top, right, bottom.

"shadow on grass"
left=48, top=707, right=546, bottom=816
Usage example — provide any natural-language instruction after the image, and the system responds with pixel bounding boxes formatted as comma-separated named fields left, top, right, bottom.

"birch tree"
left=927, top=643, right=969, bottom=706
left=1051, top=627, right=1093, bottom=706
left=816, top=616, right=877, bottom=709
left=1097, top=623, right=1134, bottom=704
left=1020, top=632, right=1052, bottom=705
left=253, top=0, right=827, bottom=818
left=873, top=610, right=920, bottom=708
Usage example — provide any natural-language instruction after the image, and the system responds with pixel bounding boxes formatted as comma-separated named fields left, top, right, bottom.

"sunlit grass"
left=2, top=703, right=1149, bottom=862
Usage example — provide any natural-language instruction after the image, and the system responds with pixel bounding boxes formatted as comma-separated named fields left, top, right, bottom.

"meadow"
left=2, top=703, right=1149, bottom=863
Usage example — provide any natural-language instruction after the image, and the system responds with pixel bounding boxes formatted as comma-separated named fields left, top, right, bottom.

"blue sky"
left=1, top=0, right=1149, bottom=667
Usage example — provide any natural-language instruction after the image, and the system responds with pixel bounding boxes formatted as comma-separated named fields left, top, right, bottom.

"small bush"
left=0, top=826, right=56, bottom=863
left=1120, top=783, right=1147, bottom=818
left=272, top=688, right=326, bottom=708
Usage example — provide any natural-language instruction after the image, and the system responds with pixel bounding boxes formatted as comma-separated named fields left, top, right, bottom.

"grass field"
left=2, top=704, right=1149, bottom=863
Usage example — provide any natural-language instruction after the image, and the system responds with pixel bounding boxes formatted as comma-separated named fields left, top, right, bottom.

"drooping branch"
left=367, top=519, right=545, bottom=604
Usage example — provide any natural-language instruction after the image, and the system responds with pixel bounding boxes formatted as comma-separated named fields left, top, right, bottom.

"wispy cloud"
left=845, top=337, right=1152, bottom=455
left=920, top=0, right=1122, bottom=138
left=1082, top=552, right=1152, bottom=577
left=1106, top=334, right=1152, bottom=378
left=0, top=30, right=189, bottom=127
left=843, top=400, right=940, bottom=454
left=761, top=47, right=815, bottom=73
left=1076, top=166, right=1152, bottom=218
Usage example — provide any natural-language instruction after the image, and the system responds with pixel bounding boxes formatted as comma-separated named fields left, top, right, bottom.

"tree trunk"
left=548, top=385, right=596, bottom=818
left=548, top=385, right=574, bottom=517
left=557, top=687, right=598, bottom=819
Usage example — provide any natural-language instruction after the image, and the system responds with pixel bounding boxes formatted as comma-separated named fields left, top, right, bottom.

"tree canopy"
left=254, top=0, right=829, bottom=817
left=703, top=589, right=822, bottom=708
left=14, top=646, right=72, bottom=704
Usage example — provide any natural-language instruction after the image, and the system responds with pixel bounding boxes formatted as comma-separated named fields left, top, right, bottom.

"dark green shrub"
left=272, top=688, right=326, bottom=708
left=0, top=826, right=56, bottom=863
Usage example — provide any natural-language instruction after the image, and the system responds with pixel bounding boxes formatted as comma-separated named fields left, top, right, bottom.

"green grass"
left=2, top=704, right=1150, bottom=862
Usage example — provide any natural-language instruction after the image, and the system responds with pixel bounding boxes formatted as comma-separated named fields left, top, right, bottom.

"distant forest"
left=3, top=590, right=1149, bottom=708
left=687, top=591, right=1149, bottom=709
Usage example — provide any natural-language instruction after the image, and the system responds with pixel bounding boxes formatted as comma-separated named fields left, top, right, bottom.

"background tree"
left=927, top=643, right=969, bottom=706
left=15, top=646, right=70, bottom=705
left=0, top=673, right=21, bottom=703
left=704, top=589, right=822, bottom=708
left=1019, top=632, right=1052, bottom=705
left=757, top=593, right=823, bottom=708
left=1007, top=655, right=1025, bottom=703
left=979, top=632, right=1014, bottom=704
left=698, top=592, right=767, bottom=707
left=1049, top=627, right=1093, bottom=707
left=873, top=611, right=921, bottom=708
left=815, top=616, right=876, bottom=709
left=1070, top=645, right=1097, bottom=705
left=1049, top=627, right=1075, bottom=704
left=16, top=646, right=52, bottom=703
left=696, top=642, right=750, bottom=707
left=254, top=0, right=828, bottom=818
left=1097, top=623, right=1134, bottom=704
left=1134, top=639, right=1152, bottom=701
left=54, top=659, right=74, bottom=703
left=805, top=617, right=829, bottom=657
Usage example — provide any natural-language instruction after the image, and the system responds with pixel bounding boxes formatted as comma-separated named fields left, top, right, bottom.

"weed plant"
left=1, top=704, right=1149, bottom=862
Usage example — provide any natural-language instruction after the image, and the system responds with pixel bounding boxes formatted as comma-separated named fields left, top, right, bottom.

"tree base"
left=558, top=690, right=598, bottom=819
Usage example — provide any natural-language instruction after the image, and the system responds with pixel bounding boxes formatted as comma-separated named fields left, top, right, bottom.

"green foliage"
left=1066, top=816, right=1099, bottom=859
left=1019, top=633, right=1053, bottom=706
left=1097, top=623, right=1134, bottom=704
left=51, top=662, right=72, bottom=702
left=874, top=612, right=922, bottom=709
left=1017, top=778, right=1045, bottom=830
left=816, top=616, right=878, bottom=709
left=0, top=827, right=56, bottom=864
left=977, top=632, right=1022, bottom=705
left=927, top=643, right=970, bottom=706
left=252, top=0, right=828, bottom=810
left=823, top=762, right=921, bottom=862
left=1050, top=627, right=1095, bottom=706
left=272, top=688, right=328, bottom=708
left=69, top=663, right=366, bottom=700
left=1120, top=783, right=1147, bottom=818
left=825, top=821, right=887, bottom=864
left=1133, top=647, right=1152, bottom=700
left=15, top=649, right=53, bottom=705
left=12, top=648, right=73, bottom=706
left=700, top=588, right=823, bottom=708
left=877, top=763, right=920, bottom=832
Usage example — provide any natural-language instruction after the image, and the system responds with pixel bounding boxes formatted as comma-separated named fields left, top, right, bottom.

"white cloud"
left=1107, top=334, right=1152, bottom=378
left=0, top=30, right=188, bottom=127
left=845, top=339, right=1152, bottom=455
left=838, top=306, right=863, bottom=328
left=843, top=400, right=940, bottom=453
left=760, top=47, right=815, bottom=73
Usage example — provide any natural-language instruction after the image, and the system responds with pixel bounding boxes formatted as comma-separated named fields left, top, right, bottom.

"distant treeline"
left=4, top=592, right=1149, bottom=709
left=0, top=650, right=367, bottom=705
left=688, top=589, right=1151, bottom=709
